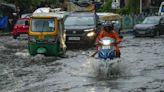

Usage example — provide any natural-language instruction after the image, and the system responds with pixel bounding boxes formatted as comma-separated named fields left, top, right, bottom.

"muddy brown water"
left=0, top=36, right=164, bottom=92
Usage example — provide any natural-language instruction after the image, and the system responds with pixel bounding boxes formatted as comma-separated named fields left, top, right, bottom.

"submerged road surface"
left=0, top=36, right=164, bottom=92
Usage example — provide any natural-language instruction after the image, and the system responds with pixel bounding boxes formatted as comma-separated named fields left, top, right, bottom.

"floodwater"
left=0, top=35, right=164, bottom=92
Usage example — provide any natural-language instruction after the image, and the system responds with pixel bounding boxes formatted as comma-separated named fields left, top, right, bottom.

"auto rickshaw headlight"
left=87, top=31, right=95, bottom=37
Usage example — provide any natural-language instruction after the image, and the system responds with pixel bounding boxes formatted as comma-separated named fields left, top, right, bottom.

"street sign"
left=111, top=0, right=120, bottom=9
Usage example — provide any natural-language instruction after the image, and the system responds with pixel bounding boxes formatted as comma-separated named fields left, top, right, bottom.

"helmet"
left=102, top=22, right=113, bottom=30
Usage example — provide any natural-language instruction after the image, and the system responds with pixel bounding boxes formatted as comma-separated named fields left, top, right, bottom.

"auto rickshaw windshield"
left=31, top=18, right=55, bottom=32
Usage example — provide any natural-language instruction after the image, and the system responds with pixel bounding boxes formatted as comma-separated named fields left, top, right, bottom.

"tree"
left=98, top=0, right=112, bottom=12
left=126, top=0, right=140, bottom=14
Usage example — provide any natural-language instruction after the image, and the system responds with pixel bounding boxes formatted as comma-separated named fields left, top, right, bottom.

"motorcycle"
left=94, top=37, right=121, bottom=77
left=97, top=37, right=117, bottom=60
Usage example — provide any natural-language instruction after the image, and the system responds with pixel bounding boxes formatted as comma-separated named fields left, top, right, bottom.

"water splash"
left=0, top=45, right=6, bottom=50
left=15, top=50, right=30, bottom=57
left=90, top=58, right=124, bottom=79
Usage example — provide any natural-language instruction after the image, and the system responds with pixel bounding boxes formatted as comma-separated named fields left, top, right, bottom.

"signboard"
left=111, top=0, right=120, bottom=9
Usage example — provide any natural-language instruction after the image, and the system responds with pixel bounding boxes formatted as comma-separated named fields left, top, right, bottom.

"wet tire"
left=13, top=35, right=17, bottom=39
left=134, top=35, right=139, bottom=38
left=59, top=48, right=67, bottom=58
left=156, top=31, right=160, bottom=37
left=151, top=31, right=160, bottom=38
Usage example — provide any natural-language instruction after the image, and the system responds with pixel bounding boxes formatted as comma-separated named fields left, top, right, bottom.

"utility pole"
left=140, top=0, right=142, bottom=13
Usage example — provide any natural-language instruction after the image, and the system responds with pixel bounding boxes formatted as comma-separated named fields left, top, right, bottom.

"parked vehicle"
left=0, top=3, right=17, bottom=31
left=158, top=1, right=164, bottom=15
left=64, top=12, right=99, bottom=47
left=12, top=18, right=30, bottom=39
left=133, top=16, right=164, bottom=37
left=28, top=7, right=66, bottom=56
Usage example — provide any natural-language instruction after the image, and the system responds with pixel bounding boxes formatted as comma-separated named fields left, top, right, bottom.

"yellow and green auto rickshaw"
left=28, top=8, right=66, bottom=56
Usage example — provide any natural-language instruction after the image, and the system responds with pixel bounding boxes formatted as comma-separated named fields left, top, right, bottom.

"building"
left=121, top=0, right=163, bottom=14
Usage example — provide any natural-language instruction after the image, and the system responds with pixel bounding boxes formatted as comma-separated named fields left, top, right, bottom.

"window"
left=64, top=16, right=95, bottom=26
left=16, top=20, right=26, bottom=25
left=31, top=18, right=55, bottom=32
left=161, top=5, right=164, bottom=12
left=160, top=18, right=164, bottom=23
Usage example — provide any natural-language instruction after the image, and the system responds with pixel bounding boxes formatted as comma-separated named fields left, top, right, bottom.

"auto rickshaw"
left=28, top=8, right=66, bottom=56
left=96, top=12, right=123, bottom=34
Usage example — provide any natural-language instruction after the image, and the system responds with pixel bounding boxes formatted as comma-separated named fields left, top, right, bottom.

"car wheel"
left=13, top=35, right=17, bottom=39
left=134, top=34, right=139, bottom=38
left=156, top=31, right=160, bottom=37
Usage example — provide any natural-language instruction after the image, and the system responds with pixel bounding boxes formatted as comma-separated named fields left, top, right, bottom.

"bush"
left=97, top=0, right=112, bottom=12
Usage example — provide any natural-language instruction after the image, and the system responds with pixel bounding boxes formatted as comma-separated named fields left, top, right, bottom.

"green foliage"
left=117, top=8, right=130, bottom=14
left=98, top=0, right=112, bottom=12
left=98, top=0, right=140, bottom=14
left=126, top=0, right=140, bottom=14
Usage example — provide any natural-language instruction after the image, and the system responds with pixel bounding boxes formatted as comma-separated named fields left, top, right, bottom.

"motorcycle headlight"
left=84, top=28, right=95, bottom=32
left=87, top=31, right=95, bottom=37
left=102, top=40, right=111, bottom=45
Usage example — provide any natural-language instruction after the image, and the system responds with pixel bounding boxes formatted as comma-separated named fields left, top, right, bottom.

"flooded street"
left=0, top=35, right=164, bottom=92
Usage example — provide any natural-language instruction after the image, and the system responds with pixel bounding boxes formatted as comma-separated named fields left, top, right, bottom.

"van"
left=158, top=1, right=164, bottom=15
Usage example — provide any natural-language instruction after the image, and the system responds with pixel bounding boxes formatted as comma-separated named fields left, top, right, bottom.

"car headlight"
left=84, top=28, right=95, bottom=32
left=87, top=32, right=95, bottom=37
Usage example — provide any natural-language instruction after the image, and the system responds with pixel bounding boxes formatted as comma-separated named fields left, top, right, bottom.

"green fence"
left=121, top=14, right=151, bottom=29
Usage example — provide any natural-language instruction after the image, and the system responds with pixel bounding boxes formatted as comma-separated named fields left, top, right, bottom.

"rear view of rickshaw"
left=28, top=8, right=66, bottom=56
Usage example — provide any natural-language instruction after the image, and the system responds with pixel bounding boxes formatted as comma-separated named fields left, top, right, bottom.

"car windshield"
left=31, top=18, right=54, bottom=32
left=142, top=17, right=160, bottom=24
left=64, top=16, right=95, bottom=26
left=16, top=20, right=26, bottom=25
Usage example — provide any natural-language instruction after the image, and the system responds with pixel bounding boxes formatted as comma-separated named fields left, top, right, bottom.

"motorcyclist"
left=96, top=22, right=123, bottom=58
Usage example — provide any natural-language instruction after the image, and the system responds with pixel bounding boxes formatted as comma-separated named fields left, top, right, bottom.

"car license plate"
left=68, top=37, right=80, bottom=40
left=102, top=46, right=110, bottom=49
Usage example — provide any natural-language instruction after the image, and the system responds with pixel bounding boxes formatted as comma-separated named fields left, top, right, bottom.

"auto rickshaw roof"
left=32, top=7, right=66, bottom=19
left=32, top=13, right=65, bottom=19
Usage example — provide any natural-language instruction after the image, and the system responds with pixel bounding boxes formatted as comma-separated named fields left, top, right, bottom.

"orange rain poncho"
left=96, top=28, right=123, bottom=57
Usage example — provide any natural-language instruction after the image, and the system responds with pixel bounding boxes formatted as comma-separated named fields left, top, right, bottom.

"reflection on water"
left=0, top=36, right=164, bottom=92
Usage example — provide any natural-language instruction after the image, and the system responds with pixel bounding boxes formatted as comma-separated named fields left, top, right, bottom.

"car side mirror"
left=25, top=20, right=29, bottom=26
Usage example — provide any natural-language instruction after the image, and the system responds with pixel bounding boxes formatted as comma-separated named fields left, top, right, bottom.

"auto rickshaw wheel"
left=59, top=48, right=67, bottom=58
left=28, top=45, right=36, bottom=56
